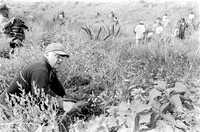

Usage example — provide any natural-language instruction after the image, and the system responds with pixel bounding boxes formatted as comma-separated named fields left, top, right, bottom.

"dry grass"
left=0, top=0, right=199, bottom=132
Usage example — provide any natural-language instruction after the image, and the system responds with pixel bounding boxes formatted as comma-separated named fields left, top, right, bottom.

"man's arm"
left=49, top=72, right=66, bottom=97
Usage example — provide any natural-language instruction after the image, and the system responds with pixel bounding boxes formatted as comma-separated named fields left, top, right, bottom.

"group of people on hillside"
left=0, top=3, right=199, bottom=131
left=0, top=4, right=68, bottom=58
left=134, top=11, right=197, bottom=45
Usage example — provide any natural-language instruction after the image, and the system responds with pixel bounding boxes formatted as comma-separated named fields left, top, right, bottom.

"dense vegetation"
left=0, top=0, right=199, bottom=131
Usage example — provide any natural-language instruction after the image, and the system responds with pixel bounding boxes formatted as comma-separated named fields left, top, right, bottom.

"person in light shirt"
left=188, top=11, right=195, bottom=31
left=155, top=22, right=163, bottom=35
left=152, top=17, right=161, bottom=32
left=188, top=11, right=195, bottom=25
left=162, top=13, right=170, bottom=28
left=172, top=27, right=179, bottom=38
left=134, top=21, right=146, bottom=45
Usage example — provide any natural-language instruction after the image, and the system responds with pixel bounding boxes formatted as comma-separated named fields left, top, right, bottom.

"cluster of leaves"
left=69, top=80, right=200, bottom=132
left=133, top=80, right=196, bottom=131
left=81, top=24, right=120, bottom=41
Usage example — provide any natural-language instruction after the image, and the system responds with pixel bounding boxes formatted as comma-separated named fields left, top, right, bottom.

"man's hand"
left=63, top=101, right=75, bottom=112
left=73, top=101, right=88, bottom=109
left=56, top=96, right=64, bottom=109
left=68, top=101, right=88, bottom=113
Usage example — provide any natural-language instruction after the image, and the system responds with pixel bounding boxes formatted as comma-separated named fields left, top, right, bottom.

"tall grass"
left=0, top=0, right=199, bottom=131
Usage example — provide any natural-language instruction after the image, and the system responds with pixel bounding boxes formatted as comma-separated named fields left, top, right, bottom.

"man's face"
left=47, top=52, right=66, bottom=69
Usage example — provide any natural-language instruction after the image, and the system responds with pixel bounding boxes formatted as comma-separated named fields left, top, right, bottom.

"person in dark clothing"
left=53, top=11, right=65, bottom=26
left=0, top=43, right=89, bottom=131
left=3, top=17, right=29, bottom=55
left=0, top=42, right=74, bottom=131
left=7, top=56, right=66, bottom=97
left=177, top=18, right=188, bottom=40
left=0, top=42, right=69, bottom=108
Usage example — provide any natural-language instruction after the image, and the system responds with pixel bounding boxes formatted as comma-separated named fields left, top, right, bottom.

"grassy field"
left=0, top=0, right=200, bottom=132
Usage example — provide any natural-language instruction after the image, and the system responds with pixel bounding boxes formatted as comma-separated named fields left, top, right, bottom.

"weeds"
left=0, top=1, right=199, bottom=132
left=0, top=83, right=59, bottom=132
left=81, top=24, right=120, bottom=41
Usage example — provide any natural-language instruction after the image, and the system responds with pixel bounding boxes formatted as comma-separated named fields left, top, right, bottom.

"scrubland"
left=0, top=0, right=200, bottom=132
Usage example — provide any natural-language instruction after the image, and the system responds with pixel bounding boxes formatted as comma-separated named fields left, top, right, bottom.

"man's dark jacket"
left=0, top=58, right=66, bottom=106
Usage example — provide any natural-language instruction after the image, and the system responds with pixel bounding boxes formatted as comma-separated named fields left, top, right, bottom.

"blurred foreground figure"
left=134, top=21, right=146, bottom=45
left=2, top=17, right=29, bottom=55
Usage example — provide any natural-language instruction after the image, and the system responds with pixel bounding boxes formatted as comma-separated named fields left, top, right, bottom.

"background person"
left=2, top=17, right=29, bottom=56
left=134, top=20, right=146, bottom=45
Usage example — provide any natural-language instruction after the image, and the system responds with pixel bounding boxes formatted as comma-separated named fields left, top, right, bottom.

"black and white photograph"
left=0, top=0, right=199, bottom=131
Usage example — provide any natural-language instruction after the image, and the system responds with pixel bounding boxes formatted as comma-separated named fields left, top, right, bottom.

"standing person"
left=144, top=30, right=154, bottom=42
left=162, top=13, right=170, bottom=28
left=53, top=11, right=65, bottom=26
left=57, top=11, right=65, bottom=25
left=177, top=18, right=188, bottom=39
left=134, top=21, right=146, bottom=45
left=172, top=26, right=179, bottom=38
left=155, top=22, right=163, bottom=35
left=152, top=17, right=161, bottom=32
left=2, top=17, right=29, bottom=56
left=188, top=11, right=195, bottom=27
left=152, top=21, right=157, bottom=33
